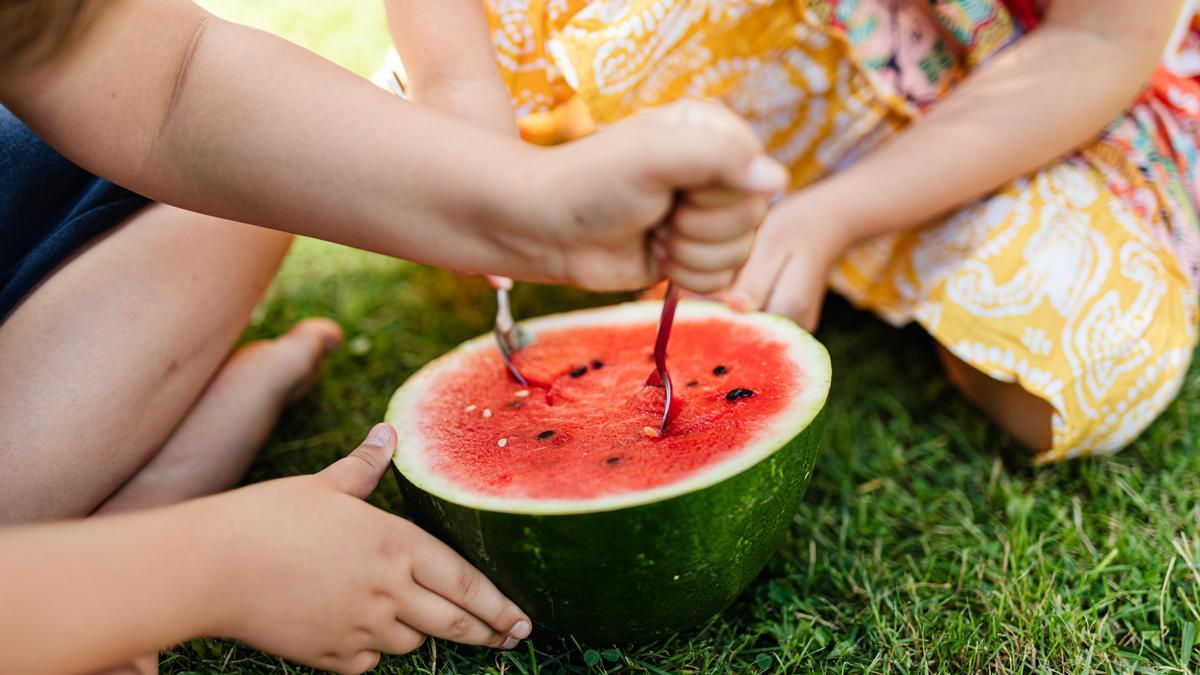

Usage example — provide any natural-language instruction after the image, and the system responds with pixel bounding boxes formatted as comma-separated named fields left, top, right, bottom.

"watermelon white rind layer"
left=385, top=300, right=830, bottom=642
left=386, top=301, right=829, bottom=515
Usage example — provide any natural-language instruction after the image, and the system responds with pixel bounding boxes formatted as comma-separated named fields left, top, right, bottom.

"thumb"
left=637, top=100, right=789, bottom=195
left=317, top=423, right=397, bottom=499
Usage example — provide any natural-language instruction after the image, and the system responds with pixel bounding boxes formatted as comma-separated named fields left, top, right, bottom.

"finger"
left=664, top=231, right=757, bottom=273
left=671, top=197, right=768, bottom=243
left=684, top=185, right=746, bottom=209
left=375, top=621, right=427, bottom=655
left=636, top=100, right=788, bottom=194
left=399, top=587, right=514, bottom=648
left=408, top=535, right=531, bottom=639
left=652, top=98, right=761, bottom=149
left=317, top=423, right=396, bottom=499
left=661, top=259, right=735, bottom=295
left=726, top=246, right=788, bottom=313
left=683, top=141, right=789, bottom=205
left=763, top=263, right=827, bottom=332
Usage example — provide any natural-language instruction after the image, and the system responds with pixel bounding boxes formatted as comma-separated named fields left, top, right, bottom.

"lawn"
left=170, top=3, right=1200, bottom=673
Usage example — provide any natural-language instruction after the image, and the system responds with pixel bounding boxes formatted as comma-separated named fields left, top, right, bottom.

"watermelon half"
left=386, top=301, right=829, bottom=643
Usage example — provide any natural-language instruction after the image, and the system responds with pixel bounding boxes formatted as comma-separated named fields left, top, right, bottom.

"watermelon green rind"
left=386, top=301, right=830, bottom=515
left=389, top=408, right=823, bottom=642
left=385, top=301, right=830, bottom=642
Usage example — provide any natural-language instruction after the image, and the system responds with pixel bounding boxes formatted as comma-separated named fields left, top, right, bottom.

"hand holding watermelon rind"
left=204, top=424, right=532, bottom=673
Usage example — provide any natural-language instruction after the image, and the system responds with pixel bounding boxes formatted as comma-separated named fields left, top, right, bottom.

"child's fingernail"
left=741, top=156, right=789, bottom=193
left=510, top=620, right=532, bottom=639
left=500, top=636, right=520, bottom=650
left=365, top=423, right=393, bottom=446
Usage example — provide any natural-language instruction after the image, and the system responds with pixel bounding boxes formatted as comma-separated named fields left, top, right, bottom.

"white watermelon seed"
left=482, top=408, right=493, bottom=418
left=498, top=438, right=508, bottom=447
left=464, top=404, right=477, bottom=412
left=515, top=389, right=530, bottom=398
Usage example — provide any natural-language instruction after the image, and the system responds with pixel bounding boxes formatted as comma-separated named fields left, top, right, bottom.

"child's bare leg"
left=89, top=317, right=338, bottom=675
left=0, top=203, right=314, bottom=523
left=97, top=317, right=341, bottom=515
left=936, top=345, right=1053, bottom=452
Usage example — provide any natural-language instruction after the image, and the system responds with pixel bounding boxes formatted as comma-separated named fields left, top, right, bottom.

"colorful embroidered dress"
left=479, top=0, right=1200, bottom=462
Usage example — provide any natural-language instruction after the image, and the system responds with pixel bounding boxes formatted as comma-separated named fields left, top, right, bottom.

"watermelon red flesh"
left=388, top=301, right=830, bottom=642
left=415, top=318, right=801, bottom=500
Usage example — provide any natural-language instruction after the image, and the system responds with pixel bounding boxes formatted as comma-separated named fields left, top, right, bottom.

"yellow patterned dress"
left=480, top=0, right=1200, bottom=462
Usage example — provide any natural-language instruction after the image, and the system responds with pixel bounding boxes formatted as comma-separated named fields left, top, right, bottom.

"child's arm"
left=0, top=425, right=531, bottom=675
left=0, top=0, right=529, bottom=276
left=730, top=0, right=1184, bottom=324
left=0, top=1, right=782, bottom=294
left=810, top=0, right=1181, bottom=241
left=383, top=0, right=517, bottom=134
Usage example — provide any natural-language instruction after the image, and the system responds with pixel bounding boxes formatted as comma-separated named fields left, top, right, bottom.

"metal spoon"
left=489, top=275, right=532, bottom=386
left=383, top=77, right=535, bottom=385
left=645, top=282, right=681, bottom=434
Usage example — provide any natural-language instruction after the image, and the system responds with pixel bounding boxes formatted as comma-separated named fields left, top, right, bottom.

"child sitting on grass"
left=0, top=1, right=786, bottom=673
left=386, top=0, right=1200, bottom=461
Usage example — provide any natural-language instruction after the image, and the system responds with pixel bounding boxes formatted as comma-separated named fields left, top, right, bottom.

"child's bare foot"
left=235, top=317, right=344, bottom=405
left=97, top=318, right=343, bottom=515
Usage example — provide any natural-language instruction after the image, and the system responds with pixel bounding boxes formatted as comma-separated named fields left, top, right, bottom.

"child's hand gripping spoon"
left=489, top=275, right=532, bottom=386
left=645, top=281, right=681, bottom=434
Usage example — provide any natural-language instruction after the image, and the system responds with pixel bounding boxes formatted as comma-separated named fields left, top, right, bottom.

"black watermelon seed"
left=591, top=359, right=604, bottom=369
left=713, top=365, right=728, bottom=375
left=605, top=456, right=622, bottom=466
left=739, top=388, right=755, bottom=399
left=537, top=430, right=555, bottom=440
left=686, top=380, right=700, bottom=388
left=726, top=388, right=755, bottom=401
left=570, top=366, right=588, bottom=378
left=505, top=401, right=524, bottom=409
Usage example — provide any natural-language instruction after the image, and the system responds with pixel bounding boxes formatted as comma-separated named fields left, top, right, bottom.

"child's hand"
left=725, top=188, right=853, bottom=331
left=522, top=100, right=787, bottom=294
left=205, top=424, right=530, bottom=674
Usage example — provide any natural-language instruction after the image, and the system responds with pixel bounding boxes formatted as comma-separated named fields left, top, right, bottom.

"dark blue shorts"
left=0, top=105, right=151, bottom=321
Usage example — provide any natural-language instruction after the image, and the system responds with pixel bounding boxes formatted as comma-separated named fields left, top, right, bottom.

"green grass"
left=167, top=5, right=1200, bottom=673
